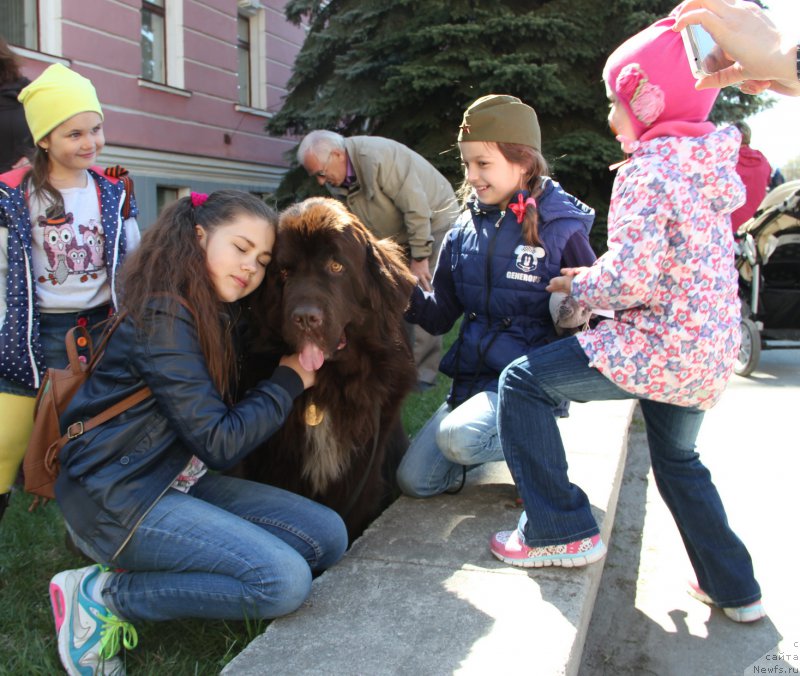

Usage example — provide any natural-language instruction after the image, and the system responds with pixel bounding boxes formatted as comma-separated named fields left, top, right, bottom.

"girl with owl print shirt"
left=399, top=94, right=596, bottom=499
left=0, top=64, right=140, bottom=520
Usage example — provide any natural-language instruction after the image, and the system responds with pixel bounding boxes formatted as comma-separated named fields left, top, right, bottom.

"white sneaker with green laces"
left=49, top=564, right=138, bottom=675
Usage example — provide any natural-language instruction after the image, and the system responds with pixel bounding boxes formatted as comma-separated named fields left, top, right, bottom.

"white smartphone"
left=680, top=24, right=719, bottom=78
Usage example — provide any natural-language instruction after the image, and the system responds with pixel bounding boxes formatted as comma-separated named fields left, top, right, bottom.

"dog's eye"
left=279, top=268, right=290, bottom=281
left=329, top=261, right=344, bottom=274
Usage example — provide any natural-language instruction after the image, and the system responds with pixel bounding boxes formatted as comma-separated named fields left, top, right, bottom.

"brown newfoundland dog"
left=237, top=197, right=418, bottom=542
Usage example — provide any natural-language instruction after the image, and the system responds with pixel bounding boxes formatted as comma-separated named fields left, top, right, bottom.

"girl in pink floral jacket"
left=489, top=13, right=764, bottom=624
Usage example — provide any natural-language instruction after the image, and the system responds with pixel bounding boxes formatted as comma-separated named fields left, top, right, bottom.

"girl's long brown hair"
left=27, top=147, right=64, bottom=218
left=0, top=36, right=61, bottom=213
left=458, top=141, right=549, bottom=246
left=120, top=190, right=276, bottom=400
left=0, top=35, right=22, bottom=85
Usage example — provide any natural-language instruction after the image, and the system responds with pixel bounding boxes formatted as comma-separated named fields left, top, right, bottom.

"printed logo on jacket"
left=507, top=244, right=545, bottom=283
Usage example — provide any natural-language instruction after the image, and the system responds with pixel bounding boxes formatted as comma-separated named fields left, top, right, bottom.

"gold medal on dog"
left=305, top=403, right=324, bottom=426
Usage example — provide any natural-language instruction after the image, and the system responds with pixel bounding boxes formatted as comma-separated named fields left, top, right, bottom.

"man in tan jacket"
left=298, top=130, right=459, bottom=389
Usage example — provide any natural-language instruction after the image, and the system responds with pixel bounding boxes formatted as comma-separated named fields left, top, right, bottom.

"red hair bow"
left=508, top=193, right=537, bottom=224
left=191, top=191, right=209, bottom=208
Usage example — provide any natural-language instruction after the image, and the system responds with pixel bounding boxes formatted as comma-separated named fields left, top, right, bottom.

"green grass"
left=0, top=494, right=263, bottom=675
left=0, top=325, right=458, bottom=674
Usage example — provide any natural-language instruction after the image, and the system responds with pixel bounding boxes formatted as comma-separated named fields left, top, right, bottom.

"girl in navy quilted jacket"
left=398, top=94, right=596, bottom=498
left=0, top=63, right=140, bottom=521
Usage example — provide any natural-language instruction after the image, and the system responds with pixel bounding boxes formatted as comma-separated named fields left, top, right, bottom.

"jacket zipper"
left=111, top=473, right=180, bottom=561
left=484, top=211, right=503, bottom=317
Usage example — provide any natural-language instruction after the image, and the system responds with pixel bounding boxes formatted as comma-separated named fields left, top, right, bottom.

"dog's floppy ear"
left=333, top=205, right=415, bottom=313
left=365, top=236, right=417, bottom=313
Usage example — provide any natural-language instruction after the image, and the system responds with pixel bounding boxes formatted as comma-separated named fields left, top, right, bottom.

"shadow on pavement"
left=579, top=405, right=783, bottom=676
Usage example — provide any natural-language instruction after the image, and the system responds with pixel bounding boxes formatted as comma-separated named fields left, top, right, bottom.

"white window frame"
left=9, top=0, right=68, bottom=65
left=139, top=0, right=184, bottom=90
left=39, top=0, right=62, bottom=55
left=165, top=0, right=185, bottom=90
left=236, top=0, right=267, bottom=112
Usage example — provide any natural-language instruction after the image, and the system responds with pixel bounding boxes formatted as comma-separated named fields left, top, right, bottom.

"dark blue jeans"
left=0, top=305, right=112, bottom=396
left=498, top=336, right=760, bottom=608
left=69, top=474, right=348, bottom=622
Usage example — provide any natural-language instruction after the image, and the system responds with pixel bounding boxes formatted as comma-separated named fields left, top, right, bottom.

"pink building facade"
left=5, top=0, right=305, bottom=228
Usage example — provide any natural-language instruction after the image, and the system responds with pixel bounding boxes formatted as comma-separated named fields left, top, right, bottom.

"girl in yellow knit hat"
left=0, top=63, right=140, bottom=521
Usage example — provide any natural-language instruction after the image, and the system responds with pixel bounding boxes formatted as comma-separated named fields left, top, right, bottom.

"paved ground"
left=225, top=347, right=799, bottom=676
left=224, top=400, right=635, bottom=676
left=580, top=347, right=800, bottom=676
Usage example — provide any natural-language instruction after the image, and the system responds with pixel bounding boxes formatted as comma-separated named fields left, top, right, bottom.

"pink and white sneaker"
left=490, top=528, right=606, bottom=568
left=688, top=580, right=766, bottom=623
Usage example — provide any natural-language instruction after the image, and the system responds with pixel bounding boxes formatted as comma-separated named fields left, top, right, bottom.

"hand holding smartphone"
left=681, top=24, right=729, bottom=79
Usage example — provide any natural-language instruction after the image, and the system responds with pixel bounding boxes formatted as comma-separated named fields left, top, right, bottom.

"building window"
left=2, top=0, right=39, bottom=50
left=236, top=1, right=267, bottom=111
left=237, top=14, right=251, bottom=106
left=156, top=186, right=179, bottom=215
left=141, top=0, right=166, bottom=83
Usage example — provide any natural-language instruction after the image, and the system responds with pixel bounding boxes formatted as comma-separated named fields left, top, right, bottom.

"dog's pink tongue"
left=299, top=343, right=325, bottom=371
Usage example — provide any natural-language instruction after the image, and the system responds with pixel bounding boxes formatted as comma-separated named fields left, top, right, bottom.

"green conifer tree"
left=270, top=0, right=767, bottom=251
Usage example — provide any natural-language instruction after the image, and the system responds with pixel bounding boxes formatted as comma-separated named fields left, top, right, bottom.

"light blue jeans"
left=498, top=336, right=760, bottom=608
left=69, top=474, right=348, bottom=622
left=396, top=391, right=503, bottom=497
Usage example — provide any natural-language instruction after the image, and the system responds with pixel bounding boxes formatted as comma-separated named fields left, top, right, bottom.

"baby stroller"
left=734, top=179, right=800, bottom=376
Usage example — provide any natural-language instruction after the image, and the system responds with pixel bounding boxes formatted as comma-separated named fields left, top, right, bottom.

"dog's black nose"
left=292, top=305, right=323, bottom=330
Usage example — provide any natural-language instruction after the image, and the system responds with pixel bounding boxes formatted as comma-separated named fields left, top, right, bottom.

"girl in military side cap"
left=398, top=94, right=597, bottom=499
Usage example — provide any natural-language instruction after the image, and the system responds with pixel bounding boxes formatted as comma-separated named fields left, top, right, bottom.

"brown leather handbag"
left=23, top=313, right=151, bottom=504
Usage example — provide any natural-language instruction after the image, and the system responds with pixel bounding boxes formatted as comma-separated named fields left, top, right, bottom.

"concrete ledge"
left=223, top=400, right=635, bottom=676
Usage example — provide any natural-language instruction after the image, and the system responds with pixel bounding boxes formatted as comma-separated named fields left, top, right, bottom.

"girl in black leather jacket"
left=48, top=190, right=348, bottom=676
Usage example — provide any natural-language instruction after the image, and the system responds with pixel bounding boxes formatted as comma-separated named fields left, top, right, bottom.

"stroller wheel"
left=735, top=318, right=761, bottom=377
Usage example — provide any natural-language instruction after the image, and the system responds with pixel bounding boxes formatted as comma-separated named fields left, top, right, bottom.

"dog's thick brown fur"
left=238, top=197, right=417, bottom=542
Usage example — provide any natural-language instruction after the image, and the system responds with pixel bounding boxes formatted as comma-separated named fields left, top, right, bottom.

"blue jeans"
left=69, top=474, right=348, bottom=622
left=498, top=336, right=760, bottom=608
left=396, top=391, right=502, bottom=497
left=0, top=305, right=112, bottom=396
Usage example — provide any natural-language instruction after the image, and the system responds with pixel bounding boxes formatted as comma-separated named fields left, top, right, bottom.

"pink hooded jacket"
left=571, top=126, right=745, bottom=410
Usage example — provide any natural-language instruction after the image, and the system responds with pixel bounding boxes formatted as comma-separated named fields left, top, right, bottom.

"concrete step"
left=223, top=399, right=635, bottom=676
